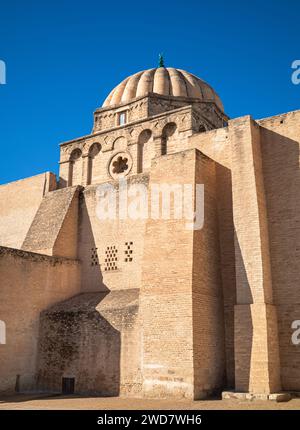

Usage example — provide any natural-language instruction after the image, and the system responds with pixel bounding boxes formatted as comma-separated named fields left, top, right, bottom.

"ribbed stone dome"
left=102, top=67, right=224, bottom=111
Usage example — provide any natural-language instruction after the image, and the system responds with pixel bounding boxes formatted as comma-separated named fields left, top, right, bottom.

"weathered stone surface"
left=22, top=186, right=81, bottom=258
left=37, top=290, right=141, bottom=397
left=223, top=391, right=292, bottom=402
left=269, top=393, right=292, bottom=402
left=0, top=247, right=80, bottom=393
left=0, top=172, right=56, bottom=249
left=1, top=66, right=300, bottom=401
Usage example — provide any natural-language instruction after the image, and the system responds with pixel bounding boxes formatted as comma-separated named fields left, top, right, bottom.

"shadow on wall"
left=78, top=190, right=110, bottom=293
left=59, top=176, right=67, bottom=189
left=36, top=292, right=121, bottom=396
left=36, top=189, right=121, bottom=395
left=233, top=233, right=253, bottom=393
left=260, top=127, right=300, bottom=390
left=260, top=127, right=300, bottom=300
left=215, top=164, right=237, bottom=390
left=232, top=126, right=300, bottom=393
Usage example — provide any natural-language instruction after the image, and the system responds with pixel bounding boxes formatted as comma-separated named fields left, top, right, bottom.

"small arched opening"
left=68, top=148, right=82, bottom=186
left=87, top=143, right=101, bottom=185
left=137, top=129, right=152, bottom=173
left=161, top=123, right=177, bottom=156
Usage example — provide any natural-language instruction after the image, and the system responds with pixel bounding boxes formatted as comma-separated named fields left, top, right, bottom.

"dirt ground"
left=0, top=394, right=300, bottom=410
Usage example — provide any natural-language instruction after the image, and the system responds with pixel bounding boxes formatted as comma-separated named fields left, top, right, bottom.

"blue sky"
left=0, top=0, right=299, bottom=184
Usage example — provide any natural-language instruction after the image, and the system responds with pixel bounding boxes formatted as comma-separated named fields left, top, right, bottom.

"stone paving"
left=0, top=394, right=300, bottom=410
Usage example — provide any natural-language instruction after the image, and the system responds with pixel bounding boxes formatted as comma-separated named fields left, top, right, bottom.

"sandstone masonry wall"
left=22, top=186, right=80, bottom=258
left=0, top=247, right=80, bottom=393
left=259, top=110, right=300, bottom=390
left=37, top=289, right=141, bottom=397
left=0, top=172, right=56, bottom=249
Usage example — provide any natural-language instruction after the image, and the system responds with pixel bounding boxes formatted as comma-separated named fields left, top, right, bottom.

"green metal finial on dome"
left=158, top=53, right=165, bottom=68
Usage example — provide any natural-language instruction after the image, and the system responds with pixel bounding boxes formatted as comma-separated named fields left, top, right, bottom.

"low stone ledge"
left=0, top=246, right=79, bottom=266
left=222, top=390, right=292, bottom=402
left=269, top=393, right=292, bottom=402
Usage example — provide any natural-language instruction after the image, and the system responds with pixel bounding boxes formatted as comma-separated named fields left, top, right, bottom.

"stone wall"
left=191, top=126, right=235, bottom=389
left=93, top=93, right=227, bottom=134
left=190, top=127, right=230, bottom=169
left=259, top=110, right=300, bottom=390
left=58, top=102, right=217, bottom=188
left=2, top=90, right=300, bottom=400
left=0, top=172, right=57, bottom=249
left=230, top=115, right=281, bottom=394
left=0, top=247, right=80, bottom=393
left=140, top=149, right=225, bottom=399
left=22, top=186, right=80, bottom=258
left=192, top=151, right=226, bottom=398
left=37, top=289, right=141, bottom=396
left=215, top=163, right=236, bottom=388
left=77, top=175, right=148, bottom=293
left=140, top=150, right=195, bottom=399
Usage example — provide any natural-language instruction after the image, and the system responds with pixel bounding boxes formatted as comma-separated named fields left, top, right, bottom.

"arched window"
left=87, top=143, right=101, bottom=185
left=161, top=123, right=177, bottom=156
left=68, top=148, right=82, bottom=186
left=137, top=129, right=152, bottom=173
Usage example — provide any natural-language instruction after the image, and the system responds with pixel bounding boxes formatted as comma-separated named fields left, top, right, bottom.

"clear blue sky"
left=0, top=0, right=299, bottom=184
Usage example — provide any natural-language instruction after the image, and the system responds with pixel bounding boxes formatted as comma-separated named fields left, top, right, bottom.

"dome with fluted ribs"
left=102, top=67, right=224, bottom=111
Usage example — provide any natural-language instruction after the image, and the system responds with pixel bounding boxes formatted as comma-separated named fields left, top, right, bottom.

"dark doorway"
left=62, top=377, right=75, bottom=394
